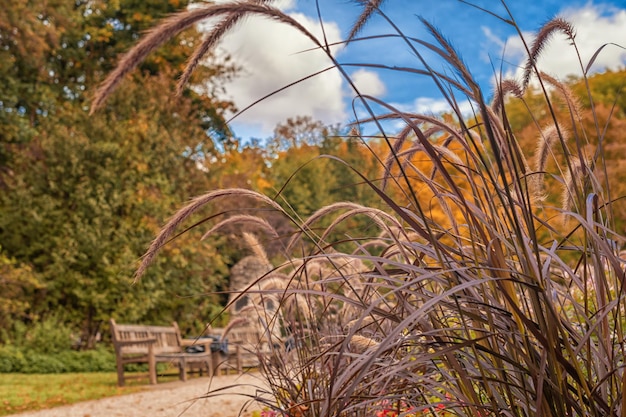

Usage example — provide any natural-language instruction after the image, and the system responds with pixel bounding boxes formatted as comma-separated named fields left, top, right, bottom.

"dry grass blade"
left=91, top=1, right=321, bottom=113
left=381, top=125, right=418, bottom=190
left=242, top=232, right=271, bottom=264
left=220, top=317, right=249, bottom=341
left=585, top=42, right=626, bottom=75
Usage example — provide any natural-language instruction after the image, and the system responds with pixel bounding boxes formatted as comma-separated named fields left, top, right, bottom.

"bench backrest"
left=228, top=325, right=264, bottom=347
left=110, top=319, right=182, bottom=355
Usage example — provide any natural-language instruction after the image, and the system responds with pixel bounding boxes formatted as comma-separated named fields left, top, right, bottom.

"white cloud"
left=212, top=0, right=295, bottom=12
left=412, top=97, right=475, bottom=117
left=481, top=26, right=505, bottom=50
left=480, top=26, right=505, bottom=64
left=270, top=0, right=296, bottom=11
left=199, top=5, right=346, bottom=138
left=499, top=4, right=626, bottom=80
left=350, top=69, right=387, bottom=97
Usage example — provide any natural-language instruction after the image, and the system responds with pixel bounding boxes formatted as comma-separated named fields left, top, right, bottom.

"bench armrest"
left=180, top=339, right=196, bottom=347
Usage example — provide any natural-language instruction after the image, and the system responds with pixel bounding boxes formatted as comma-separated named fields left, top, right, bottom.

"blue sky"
left=205, top=0, right=626, bottom=141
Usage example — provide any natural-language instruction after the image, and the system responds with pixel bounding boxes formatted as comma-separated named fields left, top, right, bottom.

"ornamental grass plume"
left=92, top=1, right=625, bottom=416
left=522, top=18, right=576, bottom=90
left=532, top=123, right=563, bottom=199
left=176, top=0, right=275, bottom=97
left=90, top=1, right=321, bottom=115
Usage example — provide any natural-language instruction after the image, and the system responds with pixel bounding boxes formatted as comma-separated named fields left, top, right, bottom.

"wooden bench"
left=109, top=319, right=214, bottom=386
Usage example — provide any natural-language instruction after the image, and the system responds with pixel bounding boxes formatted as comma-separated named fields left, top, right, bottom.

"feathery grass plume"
left=242, top=232, right=270, bottom=265
left=522, top=18, right=576, bottom=90
left=91, top=1, right=322, bottom=113
left=561, top=156, right=587, bottom=213
left=348, top=334, right=379, bottom=353
left=419, top=17, right=478, bottom=94
left=532, top=124, right=565, bottom=199
left=347, top=125, right=360, bottom=140
left=135, top=188, right=287, bottom=281
left=538, top=71, right=583, bottom=122
left=257, top=274, right=291, bottom=291
left=348, top=0, right=386, bottom=42
left=491, top=78, right=523, bottom=114
left=176, top=0, right=275, bottom=96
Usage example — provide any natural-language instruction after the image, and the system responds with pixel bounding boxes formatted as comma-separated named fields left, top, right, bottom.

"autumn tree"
left=510, top=70, right=626, bottom=235
left=0, top=0, right=236, bottom=346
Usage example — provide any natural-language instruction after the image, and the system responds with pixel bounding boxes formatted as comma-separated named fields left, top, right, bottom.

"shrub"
left=19, top=352, right=68, bottom=374
left=0, top=345, right=117, bottom=374
left=92, top=1, right=626, bottom=416
left=9, top=314, right=75, bottom=354
left=55, top=348, right=117, bottom=373
left=0, top=346, right=27, bottom=373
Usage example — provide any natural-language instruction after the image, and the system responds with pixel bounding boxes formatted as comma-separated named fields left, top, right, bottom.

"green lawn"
left=0, top=373, right=150, bottom=416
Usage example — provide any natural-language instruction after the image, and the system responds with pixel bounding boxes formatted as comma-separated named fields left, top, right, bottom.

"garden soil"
left=9, top=372, right=267, bottom=417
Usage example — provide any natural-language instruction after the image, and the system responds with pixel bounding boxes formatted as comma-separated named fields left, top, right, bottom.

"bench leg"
left=148, top=347, right=157, bottom=385
left=180, top=357, right=187, bottom=382
left=211, top=352, right=221, bottom=376
left=236, top=345, right=243, bottom=374
left=207, top=356, right=214, bottom=377
left=115, top=355, right=125, bottom=387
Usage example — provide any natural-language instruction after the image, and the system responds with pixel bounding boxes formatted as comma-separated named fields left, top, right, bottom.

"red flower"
left=376, top=409, right=397, bottom=417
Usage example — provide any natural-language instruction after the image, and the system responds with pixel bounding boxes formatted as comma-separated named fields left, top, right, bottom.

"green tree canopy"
left=0, top=0, right=235, bottom=346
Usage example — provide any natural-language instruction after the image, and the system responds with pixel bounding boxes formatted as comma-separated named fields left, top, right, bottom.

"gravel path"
left=9, top=373, right=269, bottom=417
